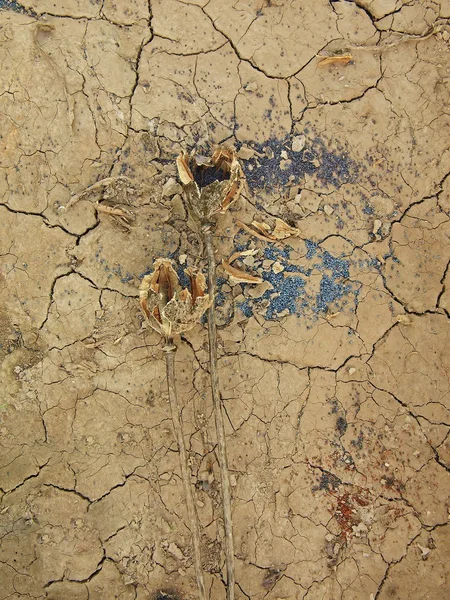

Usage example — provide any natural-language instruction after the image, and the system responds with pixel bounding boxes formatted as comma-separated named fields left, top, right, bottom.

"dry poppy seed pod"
left=139, top=258, right=211, bottom=341
left=176, top=147, right=244, bottom=224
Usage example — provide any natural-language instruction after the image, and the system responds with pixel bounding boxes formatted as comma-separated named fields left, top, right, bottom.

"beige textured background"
left=0, top=1, right=449, bottom=599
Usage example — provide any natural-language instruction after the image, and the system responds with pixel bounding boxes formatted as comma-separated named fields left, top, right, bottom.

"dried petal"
left=272, top=218, right=302, bottom=240
left=228, top=248, right=259, bottom=264
left=222, top=259, right=263, bottom=284
left=176, top=153, right=195, bottom=185
left=185, top=267, right=207, bottom=302
left=236, top=219, right=277, bottom=241
left=236, top=218, right=302, bottom=241
left=318, top=54, right=352, bottom=67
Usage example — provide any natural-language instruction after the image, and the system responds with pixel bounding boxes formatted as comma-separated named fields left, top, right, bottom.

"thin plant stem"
left=163, top=341, right=207, bottom=600
left=201, top=223, right=235, bottom=600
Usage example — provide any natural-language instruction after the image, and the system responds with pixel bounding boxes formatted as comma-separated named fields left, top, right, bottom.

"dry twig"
left=163, top=342, right=207, bottom=600
left=202, top=224, right=236, bottom=600
left=139, top=259, right=210, bottom=600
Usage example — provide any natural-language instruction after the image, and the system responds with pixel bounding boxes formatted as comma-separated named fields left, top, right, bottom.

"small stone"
left=289, top=186, right=300, bottom=199
left=279, top=159, right=292, bottom=170
left=263, top=260, right=274, bottom=269
left=167, top=542, right=184, bottom=561
left=348, top=367, right=356, bottom=375
left=292, top=135, right=306, bottom=152
left=373, top=219, right=382, bottom=234
left=272, top=261, right=284, bottom=274
left=162, top=177, right=182, bottom=197
left=246, top=280, right=273, bottom=299
left=264, top=146, right=274, bottom=159
left=417, top=544, right=431, bottom=559
left=179, top=254, right=187, bottom=265
left=243, top=256, right=255, bottom=267
left=280, top=150, right=288, bottom=159
left=395, top=314, right=412, bottom=325
left=237, top=145, right=255, bottom=160
left=323, top=204, right=334, bottom=215
left=301, top=189, right=321, bottom=212
left=171, top=194, right=186, bottom=218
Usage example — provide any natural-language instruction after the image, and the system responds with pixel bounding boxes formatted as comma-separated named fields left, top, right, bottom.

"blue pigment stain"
left=236, top=299, right=253, bottom=318
left=232, top=242, right=359, bottom=322
left=265, top=276, right=306, bottom=320
left=237, top=135, right=359, bottom=191
left=305, top=240, right=318, bottom=259
left=315, top=275, right=352, bottom=313
left=0, top=0, right=30, bottom=13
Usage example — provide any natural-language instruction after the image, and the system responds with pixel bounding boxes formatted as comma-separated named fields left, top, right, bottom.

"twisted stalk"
left=201, top=223, right=235, bottom=600
left=163, top=341, right=207, bottom=600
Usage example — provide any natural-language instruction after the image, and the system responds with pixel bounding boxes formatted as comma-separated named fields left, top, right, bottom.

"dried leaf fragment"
left=318, top=54, right=353, bottom=67
left=237, top=217, right=302, bottom=241
left=227, top=248, right=259, bottom=264
left=236, top=220, right=277, bottom=241
left=272, top=218, right=302, bottom=240
left=221, top=260, right=263, bottom=284
left=395, top=314, right=413, bottom=325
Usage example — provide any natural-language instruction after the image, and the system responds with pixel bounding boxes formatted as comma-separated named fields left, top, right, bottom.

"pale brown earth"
left=1, top=1, right=450, bottom=599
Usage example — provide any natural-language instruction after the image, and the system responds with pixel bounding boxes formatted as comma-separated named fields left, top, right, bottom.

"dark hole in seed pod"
left=151, top=590, right=184, bottom=600
left=190, top=154, right=231, bottom=188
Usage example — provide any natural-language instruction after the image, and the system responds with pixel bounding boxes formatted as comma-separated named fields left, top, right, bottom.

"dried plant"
left=139, top=258, right=210, bottom=600
left=177, top=147, right=244, bottom=600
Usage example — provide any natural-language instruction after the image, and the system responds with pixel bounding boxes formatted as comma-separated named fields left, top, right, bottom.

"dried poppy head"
left=139, top=258, right=211, bottom=341
left=176, top=147, right=244, bottom=223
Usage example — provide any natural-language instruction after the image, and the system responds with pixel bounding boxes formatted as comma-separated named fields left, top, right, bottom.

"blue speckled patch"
left=237, top=135, right=359, bottom=191
left=0, top=0, right=30, bottom=14
left=228, top=238, right=363, bottom=322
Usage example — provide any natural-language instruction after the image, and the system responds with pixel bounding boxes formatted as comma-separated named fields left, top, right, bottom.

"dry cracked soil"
left=1, top=0, right=450, bottom=599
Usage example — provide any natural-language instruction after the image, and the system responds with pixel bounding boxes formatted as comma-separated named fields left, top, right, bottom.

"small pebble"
left=237, top=145, right=255, bottom=160
left=246, top=281, right=273, bottom=299
left=272, top=261, right=284, bottom=274
left=162, top=177, right=182, bottom=197
left=373, top=219, right=382, bottom=234
left=323, top=204, right=334, bottom=215
left=243, top=256, right=255, bottom=267
left=292, top=135, right=306, bottom=152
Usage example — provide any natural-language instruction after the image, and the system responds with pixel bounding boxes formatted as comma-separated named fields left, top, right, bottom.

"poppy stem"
left=201, top=224, right=235, bottom=600
left=163, top=340, right=207, bottom=600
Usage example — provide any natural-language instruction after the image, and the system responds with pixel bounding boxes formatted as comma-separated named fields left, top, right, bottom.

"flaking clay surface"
left=0, top=0, right=449, bottom=598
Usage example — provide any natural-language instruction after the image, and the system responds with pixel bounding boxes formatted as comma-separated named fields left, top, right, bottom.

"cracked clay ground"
left=0, top=0, right=450, bottom=599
